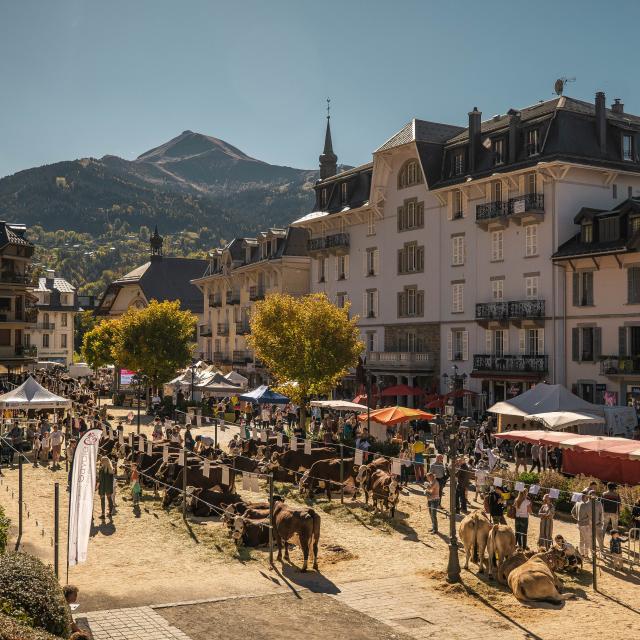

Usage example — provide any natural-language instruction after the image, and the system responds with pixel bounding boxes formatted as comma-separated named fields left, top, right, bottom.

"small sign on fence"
left=276, top=433, right=283, bottom=447
left=354, top=449, right=363, bottom=465
left=290, top=436, right=298, bottom=451
left=162, top=445, right=169, bottom=463
left=203, top=459, right=210, bottom=478
left=304, top=439, right=312, bottom=455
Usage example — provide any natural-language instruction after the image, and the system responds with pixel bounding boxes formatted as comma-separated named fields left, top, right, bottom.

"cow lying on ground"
left=222, top=500, right=274, bottom=527
left=232, top=516, right=271, bottom=547
left=185, top=487, right=240, bottom=517
left=501, top=548, right=572, bottom=604
left=299, top=458, right=356, bottom=500
left=459, top=510, right=492, bottom=572
left=163, top=463, right=236, bottom=507
left=486, top=524, right=517, bottom=578
left=273, top=501, right=321, bottom=571
left=363, top=469, right=400, bottom=517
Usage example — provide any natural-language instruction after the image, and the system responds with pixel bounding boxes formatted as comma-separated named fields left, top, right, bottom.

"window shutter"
left=397, top=249, right=403, bottom=274
left=628, top=267, right=640, bottom=303
left=373, top=249, right=379, bottom=275
left=363, top=251, right=368, bottom=276
left=417, top=291, right=424, bottom=317
left=447, top=331, right=453, bottom=360
left=593, top=326, right=602, bottom=359
left=344, top=254, right=349, bottom=279
left=537, top=328, right=545, bottom=355
left=417, top=246, right=424, bottom=272
left=397, top=206, right=404, bottom=231
left=572, top=327, right=579, bottom=362
left=619, top=326, right=628, bottom=357
left=334, top=255, right=339, bottom=281
left=362, top=292, right=367, bottom=317
left=462, top=330, right=468, bottom=361
left=374, top=291, right=379, bottom=317
left=397, top=292, right=403, bottom=318
left=461, top=237, right=465, bottom=264
left=519, top=329, right=526, bottom=354
left=586, top=272, right=594, bottom=305
left=572, top=272, right=579, bottom=306
left=485, top=330, right=492, bottom=353
left=417, top=202, right=424, bottom=227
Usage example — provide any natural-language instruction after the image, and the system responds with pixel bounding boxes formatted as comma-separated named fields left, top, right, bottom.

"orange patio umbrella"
left=357, top=405, right=434, bottom=426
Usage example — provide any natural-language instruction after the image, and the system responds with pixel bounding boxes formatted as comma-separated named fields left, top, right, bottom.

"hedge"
left=0, top=611, right=61, bottom=640
left=0, top=503, right=9, bottom=553
left=0, top=553, right=72, bottom=638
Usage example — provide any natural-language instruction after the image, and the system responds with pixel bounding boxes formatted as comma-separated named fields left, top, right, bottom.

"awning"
left=0, top=376, right=71, bottom=410
left=239, top=385, right=289, bottom=405
left=311, top=400, right=368, bottom=411
left=526, top=411, right=605, bottom=430
left=357, top=406, right=434, bottom=427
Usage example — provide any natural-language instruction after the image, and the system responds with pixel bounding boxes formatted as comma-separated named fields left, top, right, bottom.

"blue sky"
left=1, top=0, right=639, bottom=178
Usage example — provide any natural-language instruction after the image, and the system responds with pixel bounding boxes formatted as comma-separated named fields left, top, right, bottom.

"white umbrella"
left=526, top=411, right=605, bottom=430
left=310, top=400, right=368, bottom=411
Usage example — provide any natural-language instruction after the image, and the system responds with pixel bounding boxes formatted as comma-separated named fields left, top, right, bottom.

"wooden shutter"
left=572, top=272, right=579, bottom=306
left=519, top=329, right=526, bottom=354
left=397, top=206, right=405, bottom=231
left=585, top=272, right=594, bottom=305
left=447, top=330, right=453, bottom=360
left=593, top=327, right=602, bottom=359
left=485, top=329, right=492, bottom=353
left=363, top=250, right=368, bottom=276
left=417, top=291, right=424, bottom=317
left=619, top=326, right=628, bottom=357
left=628, top=267, right=640, bottom=303
left=334, top=255, right=339, bottom=281
left=417, top=202, right=424, bottom=227
left=362, top=292, right=367, bottom=317
left=344, top=254, right=350, bottom=279
left=374, top=291, right=379, bottom=317
left=397, top=292, right=403, bottom=318
left=572, top=327, right=579, bottom=361
left=462, top=330, right=468, bottom=361
left=373, top=249, right=379, bottom=275
left=417, top=246, right=424, bottom=272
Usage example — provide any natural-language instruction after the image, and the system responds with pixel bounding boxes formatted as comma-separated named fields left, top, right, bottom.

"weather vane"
left=326, top=97, right=331, bottom=120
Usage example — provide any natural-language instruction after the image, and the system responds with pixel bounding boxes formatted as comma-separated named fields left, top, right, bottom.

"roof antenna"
left=554, top=77, right=576, bottom=96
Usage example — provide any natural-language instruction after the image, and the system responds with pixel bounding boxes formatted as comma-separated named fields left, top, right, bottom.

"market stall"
left=357, top=406, right=434, bottom=441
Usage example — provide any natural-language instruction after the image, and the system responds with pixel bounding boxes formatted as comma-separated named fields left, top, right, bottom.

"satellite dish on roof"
left=554, top=77, right=576, bottom=95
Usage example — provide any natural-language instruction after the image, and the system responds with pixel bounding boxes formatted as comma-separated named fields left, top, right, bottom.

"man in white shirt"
left=49, top=425, right=64, bottom=471
left=474, top=436, right=484, bottom=463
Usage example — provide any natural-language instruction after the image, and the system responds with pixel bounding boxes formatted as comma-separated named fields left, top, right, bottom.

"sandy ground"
left=1, top=402, right=639, bottom=638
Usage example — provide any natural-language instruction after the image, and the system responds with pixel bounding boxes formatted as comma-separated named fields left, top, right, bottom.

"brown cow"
left=163, top=463, right=236, bottom=507
left=364, top=469, right=400, bottom=517
left=186, top=487, right=240, bottom=517
left=355, top=456, right=391, bottom=492
left=222, top=500, right=273, bottom=527
left=232, top=516, right=270, bottom=547
left=273, top=501, right=321, bottom=571
left=268, top=447, right=336, bottom=473
left=486, top=524, right=517, bottom=578
left=459, top=510, right=492, bottom=572
left=299, top=458, right=356, bottom=500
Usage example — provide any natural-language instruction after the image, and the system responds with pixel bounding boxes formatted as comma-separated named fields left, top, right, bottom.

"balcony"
left=235, top=321, right=250, bottom=335
left=475, top=300, right=545, bottom=327
left=233, top=350, right=253, bottom=364
left=217, top=323, right=229, bottom=336
left=226, top=291, right=240, bottom=305
left=308, top=233, right=350, bottom=255
left=199, top=324, right=212, bottom=337
left=249, top=286, right=265, bottom=301
left=367, top=351, right=434, bottom=371
left=472, top=354, right=548, bottom=375
left=600, top=356, right=640, bottom=377
left=35, top=322, right=56, bottom=330
left=15, top=345, right=37, bottom=358
left=209, top=294, right=222, bottom=308
left=213, top=351, right=231, bottom=364
left=0, top=271, right=32, bottom=285
left=476, top=193, right=544, bottom=227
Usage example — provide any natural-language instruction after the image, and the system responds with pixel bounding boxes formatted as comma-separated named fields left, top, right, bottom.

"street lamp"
left=444, top=416, right=461, bottom=583
left=134, top=373, right=147, bottom=435
left=365, top=367, right=372, bottom=434
left=189, top=361, right=198, bottom=402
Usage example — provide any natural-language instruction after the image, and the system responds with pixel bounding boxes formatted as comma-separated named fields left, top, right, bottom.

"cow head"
left=232, top=516, right=246, bottom=544
left=223, top=504, right=237, bottom=527
left=299, top=470, right=311, bottom=495
left=542, top=547, right=567, bottom=572
left=355, top=464, right=369, bottom=486
left=387, top=478, right=400, bottom=505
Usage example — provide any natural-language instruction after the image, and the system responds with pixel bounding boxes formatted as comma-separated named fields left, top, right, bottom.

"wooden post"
left=182, top=450, right=188, bottom=520
left=214, top=419, right=218, bottom=449
left=591, top=497, right=598, bottom=591
left=268, top=473, right=274, bottom=565
left=54, top=483, right=60, bottom=579
left=339, top=443, right=344, bottom=504
left=15, top=453, right=22, bottom=550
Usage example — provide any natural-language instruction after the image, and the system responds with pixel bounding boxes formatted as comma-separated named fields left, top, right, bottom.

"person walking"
left=537, top=493, right=555, bottom=549
left=514, top=489, right=532, bottom=549
left=425, top=472, right=440, bottom=534
left=50, top=425, right=64, bottom=471
left=455, top=456, right=471, bottom=513
left=40, top=430, right=51, bottom=467
left=411, top=436, right=426, bottom=483
left=602, top=482, right=621, bottom=533
left=572, top=493, right=593, bottom=559
left=429, top=454, right=447, bottom=506
left=538, top=445, right=548, bottom=472
left=32, top=428, right=42, bottom=468
left=513, top=440, right=526, bottom=475
left=399, top=441, right=412, bottom=486
left=97, top=456, right=116, bottom=520
left=529, top=443, right=541, bottom=473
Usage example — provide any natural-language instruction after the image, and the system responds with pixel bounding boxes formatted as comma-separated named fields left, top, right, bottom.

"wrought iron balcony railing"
left=600, top=356, right=640, bottom=376
left=475, top=299, right=545, bottom=321
left=308, top=233, right=350, bottom=252
left=473, top=353, right=548, bottom=373
left=476, top=193, right=544, bottom=222
left=217, top=323, right=229, bottom=336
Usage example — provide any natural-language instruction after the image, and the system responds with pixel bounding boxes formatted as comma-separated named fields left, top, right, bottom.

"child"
left=609, top=529, right=627, bottom=571
left=130, top=464, right=142, bottom=507
left=554, top=534, right=582, bottom=572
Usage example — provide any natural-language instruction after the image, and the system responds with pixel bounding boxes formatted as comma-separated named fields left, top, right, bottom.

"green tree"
left=247, top=293, right=363, bottom=428
left=81, top=319, right=120, bottom=369
left=74, top=309, right=98, bottom=352
left=113, top=300, right=197, bottom=390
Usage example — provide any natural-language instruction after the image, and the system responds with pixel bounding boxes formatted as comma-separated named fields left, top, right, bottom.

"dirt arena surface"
left=156, top=592, right=414, bottom=640
left=1, top=406, right=639, bottom=638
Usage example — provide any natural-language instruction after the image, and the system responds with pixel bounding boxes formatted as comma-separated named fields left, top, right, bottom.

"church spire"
left=319, top=98, right=338, bottom=180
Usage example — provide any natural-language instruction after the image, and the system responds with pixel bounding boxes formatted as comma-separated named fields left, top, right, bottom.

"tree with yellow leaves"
left=247, top=293, right=363, bottom=428
left=82, top=318, right=120, bottom=370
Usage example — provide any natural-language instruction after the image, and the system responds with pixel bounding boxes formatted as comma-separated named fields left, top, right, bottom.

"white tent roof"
left=526, top=410, right=605, bottom=430
left=488, top=383, right=601, bottom=418
left=310, top=400, right=368, bottom=411
left=0, top=376, right=71, bottom=410
left=199, top=381, right=243, bottom=396
left=224, top=371, right=248, bottom=388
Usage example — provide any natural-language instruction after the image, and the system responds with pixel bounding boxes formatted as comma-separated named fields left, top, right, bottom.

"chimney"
left=468, top=107, right=482, bottom=171
left=45, top=269, right=55, bottom=279
left=611, top=98, right=624, bottom=114
left=508, top=109, right=521, bottom=163
left=595, top=91, right=607, bottom=153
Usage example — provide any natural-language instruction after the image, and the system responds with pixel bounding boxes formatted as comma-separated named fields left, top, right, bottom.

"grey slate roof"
left=376, top=119, right=465, bottom=152
left=0, top=222, right=33, bottom=249
left=35, top=277, right=75, bottom=293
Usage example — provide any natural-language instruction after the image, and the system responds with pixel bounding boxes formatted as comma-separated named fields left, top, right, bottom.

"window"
left=407, top=161, right=417, bottom=185
left=630, top=217, right=640, bottom=235
left=61, top=334, right=67, bottom=349
left=599, top=217, right=619, bottom=242
left=398, top=243, right=424, bottom=274
left=448, top=329, right=468, bottom=361
left=317, top=257, right=327, bottom=283
left=452, top=190, right=463, bottom=219
left=490, top=230, right=504, bottom=261
left=398, top=160, right=421, bottom=188
left=491, top=279, right=504, bottom=301
left=397, top=199, right=424, bottom=231
left=43, top=334, right=49, bottom=348
left=623, top=134, right=634, bottom=161
left=493, top=138, right=505, bottom=165
left=365, top=247, right=379, bottom=276
left=493, top=329, right=505, bottom=356
left=336, top=292, right=347, bottom=308
left=572, top=326, right=601, bottom=362
left=364, top=290, right=378, bottom=318
left=366, top=331, right=376, bottom=353
left=398, top=331, right=422, bottom=353
left=397, top=286, right=424, bottom=318
left=525, top=172, right=537, bottom=195
left=525, top=224, right=538, bottom=256
left=451, top=235, right=465, bottom=266
left=525, top=275, right=539, bottom=299
left=61, top=313, right=67, bottom=327
left=629, top=186, right=634, bottom=199
left=341, top=182, right=348, bottom=204
left=43, top=312, right=49, bottom=326
left=628, top=266, right=640, bottom=303
left=521, top=328, right=544, bottom=356
left=451, top=282, right=464, bottom=313
left=526, top=129, right=539, bottom=156
left=336, top=254, right=349, bottom=280
left=321, top=189, right=328, bottom=207
left=613, top=183, right=618, bottom=199
left=492, top=180, right=503, bottom=202
left=572, top=271, right=594, bottom=306
left=582, top=222, right=593, bottom=243
left=453, top=150, right=465, bottom=176
left=367, top=211, right=376, bottom=236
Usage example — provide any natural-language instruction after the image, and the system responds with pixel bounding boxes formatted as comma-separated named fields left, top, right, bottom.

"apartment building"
left=296, top=92, right=640, bottom=409
left=553, top=198, right=640, bottom=408
left=192, top=227, right=309, bottom=384
left=25, top=270, right=78, bottom=365
left=0, top=222, right=38, bottom=372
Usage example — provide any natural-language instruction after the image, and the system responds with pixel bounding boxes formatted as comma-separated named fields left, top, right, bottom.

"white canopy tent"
left=526, top=410, right=605, bottom=432
left=224, top=371, right=248, bottom=390
left=310, top=400, right=368, bottom=411
left=0, top=376, right=71, bottom=410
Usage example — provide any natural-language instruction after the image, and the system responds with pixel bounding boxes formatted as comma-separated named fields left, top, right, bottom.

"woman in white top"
left=514, top=489, right=532, bottom=549
left=40, top=431, right=51, bottom=467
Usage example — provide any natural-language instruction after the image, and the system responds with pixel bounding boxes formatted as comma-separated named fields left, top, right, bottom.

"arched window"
left=398, top=160, right=421, bottom=189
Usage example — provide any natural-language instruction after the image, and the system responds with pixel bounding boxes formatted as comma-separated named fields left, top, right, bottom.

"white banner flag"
left=392, top=459, right=402, bottom=476
left=118, top=430, right=124, bottom=445
left=128, top=433, right=133, bottom=447
left=138, top=437, right=145, bottom=453
left=304, top=439, right=312, bottom=454
left=178, top=450, right=186, bottom=466
left=68, top=429, right=102, bottom=567
left=249, top=474, right=260, bottom=493
left=242, top=474, right=250, bottom=491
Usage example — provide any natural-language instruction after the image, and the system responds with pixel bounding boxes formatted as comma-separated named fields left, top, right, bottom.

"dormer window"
left=321, top=188, right=328, bottom=208
left=492, top=180, right=503, bottom=202
left=623, top=134, right=634, bottom=161
left=526, top=129, right=539, bottom=156
left=398, top=160, right=421, bottom=188
left=630, top=216, right=640, bottom=235
left=493, top=138, right=505, bottom=165
left=271, top=239, right=277, bottom=255
left=581, top=222, right=593, bottom=243
left=453, top=151, right=465, bottom=176
left=341, top=182, right=348, bottom=204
